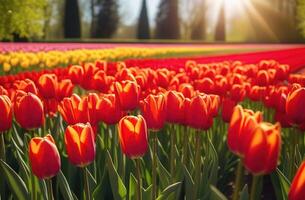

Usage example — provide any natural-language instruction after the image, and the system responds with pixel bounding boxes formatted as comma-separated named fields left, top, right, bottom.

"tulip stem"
left=82, top=167, right=91, bottom=200
left=182, top=126, right=188, bottom=166
left=170, top=125, right=176, bottom=176
left=135, top=159, right=142, bottom=200
left=193, top=130, right=202, bottom=200
left=152, top=132, right=158, bottom=200
left=0, top=133, right=5, bottom=160
left=232, top=158, right=244, bottom=200
left=46, top=179, right=54, bottom=200
left=250, top=175, right=260, bottom=200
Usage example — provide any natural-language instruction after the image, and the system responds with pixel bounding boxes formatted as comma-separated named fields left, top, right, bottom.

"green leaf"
left=0, top=159, right=29, bottom=200
left=128, top=173, right=137, bottom=200
left=57, top=170, right=74, bottom=200
left=209, top=185, right=228, bottom=200
left=156, top=182, right=181, bottom=200
left=106, top=150, right=127, bottom=200
left=157, top=156, right=170, bottom=189
left=143, top=185, right=152, bottom=200
left=271, top=168, right=290, bottom=200
left=239, top=184, right=249, bottom=200
left=183, top=165, right=194, bottom=200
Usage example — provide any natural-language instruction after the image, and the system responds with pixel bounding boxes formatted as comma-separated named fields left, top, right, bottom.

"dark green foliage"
left=155, top=0, right=180, bottom=39
left=64, top=0, right=81, bottom=38
left=137, top=0, right=150, bottom=39
left=94, top=0, right=119, bottom=38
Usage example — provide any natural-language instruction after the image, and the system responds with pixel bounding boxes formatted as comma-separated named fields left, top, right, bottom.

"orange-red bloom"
left=221, top=97, right=237, bottom=123
left=14, top=91, right=44, bottom=129
left=68, top=65, right=84, bottom=85
left=114, top=80, right=140, bottom=111
left=286, top=87, right=305, bottom=124
left=64, top=123, right=96, bottom=167
left=37, top=73, right=58, bottom=99
left=57, top=79, right=74, bottom=100
left=0, top=95, right=12, bottom=132
left=165, top=91, right=185, bottom=123
left=227, top=105, right=263, bottom=156
left=29, top=134, right=61, bottom=179
left=97, top=94, right=124, bottom=125
left=244, top=122, right=281, bottom=174
left=58, top=94, right=81, bottom=125
left=289, top=161, right=305, bottom=200
left=118, top=115, right=148, bottom=158
left=186, top=94, right=213, bottom=130
left=140, top=94, right=166, bottom=130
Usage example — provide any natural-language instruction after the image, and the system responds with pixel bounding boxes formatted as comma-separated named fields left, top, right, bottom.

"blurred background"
left=0, top=0, right=304, bottom=43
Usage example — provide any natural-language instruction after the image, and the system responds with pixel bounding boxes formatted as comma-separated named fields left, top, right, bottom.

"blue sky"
left=119, top=0, right=160, bottom=27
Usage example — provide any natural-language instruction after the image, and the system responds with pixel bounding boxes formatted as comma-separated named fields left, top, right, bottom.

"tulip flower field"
left=1, top=44, right=305, bottom=200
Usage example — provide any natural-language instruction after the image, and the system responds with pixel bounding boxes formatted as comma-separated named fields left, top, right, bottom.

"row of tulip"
left=0, top=47, right=212, bottom=73
left=0, top=57, right=304, bottom=200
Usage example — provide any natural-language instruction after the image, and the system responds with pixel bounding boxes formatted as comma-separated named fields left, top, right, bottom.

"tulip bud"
left=14, top=91, right=44, bottom=129
left=118, top=115, right=148, bottom=158
left=289, top=162, right=305, bottom=200
left=64, top=123, right=96, bottom=167
left=140, top=94, right=166, bottom=130
left=165, top=91, right=185, bottom=124
left=228, top=105, right=263, bottom=156
left=37, top=74, right=58, bottom=99
left=244, top=122, right=281, bottom=175
left=97, top=94, right=124, bottom=125
left=286, top=87, right=305, bottom=124
left=0, top=95, right=12, bottom=132
left=29, top=134, right=61, bottom=179
left=114, top=80, right=140, bottom=111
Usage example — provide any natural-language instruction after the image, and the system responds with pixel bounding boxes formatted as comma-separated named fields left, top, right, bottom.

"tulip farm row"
left=0, top=53, right=305, bottom=200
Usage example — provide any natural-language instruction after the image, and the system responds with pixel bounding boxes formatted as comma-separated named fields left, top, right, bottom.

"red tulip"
left=244, top=122, right=281, bottom=174
left=165, top=91, right=185, bottom=124
left=140, top=94, right=166, bottom=131
left=97, top=94, right=124, bottom=125
left=0, top=95, right=12, bottom=132
left=14, top=91, right=44, bottom=129
left=58, top=94, right=81, bottom=125
left=29, top=134, right=61, bottom=179
left=286, top=87, right=305, bottom=124
left=289, top=162, right=305, bottom=200
left=230, top=84, right=246, bottom=102
left=221, top=97, right=237, bottom=123
left=114, top=80, right=140, bottom=111
left=37, top=73, right=58, bottom=99
left=118, top=115, right=148, bottom=158
left=68, top=65, right=84, bottom=84
left=13, top=79, right=38, bottom=95
left=64, top=123, right=96, bottom=167
left=227, top=105, right=263, bottom=156
left=57, top=79, right=74, bottom=100
left=186, top=94, right=213, bottom=130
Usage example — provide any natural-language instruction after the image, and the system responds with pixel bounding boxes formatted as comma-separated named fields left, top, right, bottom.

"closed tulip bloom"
left=57, top=79, right=74, bottom=100
left=221, top=97, right=237, bottom=123
left=64, top=123, right=96, bottom=167
left=118, top=115, right=148, bottom=158
left=114, top=80, right=140, bottom=111
left=37, top=74, right=58, bottom=99
left=140, top=94, right=166, bottom=130
left=0, top=95, right=12, bottom=132
left=97, top=94, right=124, bottom=125
left=286, top=87, right=305, bottom=124
left=58, top=94, right=81, bottom=125
left=13, top=79, right=38, bottom=95
left=186, top=94, right=213, bottom=130
left=178, top=83, right=194, bottom=98
left=230, top=84, right=246, bottom=102
left=256, top=70, right=269, bottom=86
left=68, top=65, right=84, bottom=84
left=165, top=91, right=185, bottom=123
left=228, top=105, right=263, bottom=156
left=244, top=122, right=281, bottom=174
left=289, top=162, right=305, bottom=200
left=14, top=92, right=44, bottom=129
left=29, top=134, right=61, bottom=179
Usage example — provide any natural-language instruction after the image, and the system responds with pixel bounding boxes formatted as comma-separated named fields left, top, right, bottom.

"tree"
left=0, top=0, right=46, bottom=41
left=64, top=0, right=81, bottom=38
left=155, top=0, right=180, bottom=39
left=215, top=2, right=225, bottom=41
left=296, top=0, right=305, bottom=38
left=94, top=0, right=119, bottom=38
left=137, top=0, right=150, bottom=39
